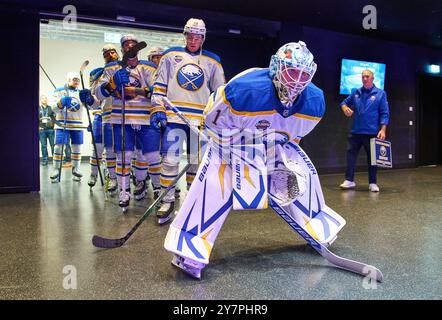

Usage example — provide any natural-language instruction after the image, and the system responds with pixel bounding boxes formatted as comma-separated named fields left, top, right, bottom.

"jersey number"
left=212, top=110, right=221, bottom=126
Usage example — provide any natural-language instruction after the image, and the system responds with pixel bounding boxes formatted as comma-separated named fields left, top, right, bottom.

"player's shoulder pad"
left=224, top=68, right=275, bottom=113
left=89, top=67, right=104, bottom=82
left=163, top=47, right=185, bottom=56
left=201, top=50, right=221, bottom=63
left=300, top=82, right=325, bottom=118
left=138, top=59, right=157, bottom=69
left=104, top=60, right=122, bottom=70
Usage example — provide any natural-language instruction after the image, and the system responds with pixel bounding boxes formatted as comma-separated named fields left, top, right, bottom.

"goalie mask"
left=269, top=41, right=317, bottom=107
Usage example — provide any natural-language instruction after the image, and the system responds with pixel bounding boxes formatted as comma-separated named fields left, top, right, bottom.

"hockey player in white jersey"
left=85, top=45, right=120, bottom=192
left=94, top=35, right=162, bottom=211
left=50, top=72, right=87, bottom=182
left=151, top=18, right=225, bottom=224
left=164, top=42, right=347, bottom=279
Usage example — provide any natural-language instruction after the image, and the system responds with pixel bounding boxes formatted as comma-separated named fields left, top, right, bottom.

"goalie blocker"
left=164, top=140, right=346, bottom=279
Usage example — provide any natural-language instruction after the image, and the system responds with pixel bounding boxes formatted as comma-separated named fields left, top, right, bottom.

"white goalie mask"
left=269, top=41, right=317, bottom=107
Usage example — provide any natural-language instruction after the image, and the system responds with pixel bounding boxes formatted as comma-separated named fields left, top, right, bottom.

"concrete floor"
left=0, top=163, right=441, bottom=300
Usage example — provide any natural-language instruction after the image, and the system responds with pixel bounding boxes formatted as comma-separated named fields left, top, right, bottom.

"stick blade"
left=322, top=247, right=384, bottom=282
left=92, top=235, right=125, bottom=248
left=80, top=60, right=90, bottom=73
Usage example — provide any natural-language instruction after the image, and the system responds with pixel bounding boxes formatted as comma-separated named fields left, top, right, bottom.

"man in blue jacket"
left=339, top=69, right=390, bottom=192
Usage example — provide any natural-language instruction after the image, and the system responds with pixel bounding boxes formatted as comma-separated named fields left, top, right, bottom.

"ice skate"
left=119, top=190, right=130, bottom=213
left=50, top=170, right=60, bottom=183
left=157, top=201, right=174, bottom=224
left=175, top=186, right=181, bottom=198
left=72, top=167, right=82, bottom=182
left=107, top=178, right=118, bottom=195
left=171, top=254, right=204, bottom=280
left=88, top=174, right=97, bottom=188
left=153, top=187, right=161, bottom=200
left=134, top=180, right=147, bottom=201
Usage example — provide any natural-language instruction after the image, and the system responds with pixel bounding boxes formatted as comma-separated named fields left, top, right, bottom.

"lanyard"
left=40, top=106, right=48, bottom=117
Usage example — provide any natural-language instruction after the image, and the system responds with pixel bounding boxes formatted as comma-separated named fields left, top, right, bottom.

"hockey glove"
left=58, top=96, right=72, bottom=110
left=108, top=68, right=130, bottom=95
left=150, top=107, right=167, bottom=129
left=79, top=89, right=95, bottom=106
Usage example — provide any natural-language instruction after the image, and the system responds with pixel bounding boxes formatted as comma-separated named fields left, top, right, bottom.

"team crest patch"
left=255, top=120, right=271, bottom=130
left=174, top=55, right=183, bottom=63
left=68, top=97, right=81, bottom=112
left=370, top=95, right=376, bottom=101
left=177, top=63, right=205, bottom=91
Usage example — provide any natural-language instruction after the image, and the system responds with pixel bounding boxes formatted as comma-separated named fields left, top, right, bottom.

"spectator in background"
left=38, top=95, right=56, bottom=166
left=339, top=69, right=390, bottom=192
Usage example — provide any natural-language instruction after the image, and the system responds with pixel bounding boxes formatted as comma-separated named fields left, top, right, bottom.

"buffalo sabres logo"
left=177, top=63, right=205, bottom=91
left=380, top=146, right=387, bottom=157
left=262, top=130, right=290, bottom=146
left=68, top=97, right=81, bottom=112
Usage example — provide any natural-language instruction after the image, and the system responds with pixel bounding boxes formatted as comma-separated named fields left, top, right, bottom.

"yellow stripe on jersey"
left=171, top=101, right=206, bottom=109
left=162, top=51, right=223, bottom=68
left=153, top=87, right=167, bottom=94
left=294, top=113, right=322, bottom=121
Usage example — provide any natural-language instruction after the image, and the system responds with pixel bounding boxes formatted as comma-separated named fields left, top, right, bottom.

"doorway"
left=417, top=74, right=442, bottom=166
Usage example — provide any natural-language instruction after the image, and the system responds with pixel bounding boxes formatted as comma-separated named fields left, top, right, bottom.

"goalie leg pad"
left=164, top=144, right=233, bottom=265
left=271, top=143, right=346, bottom=246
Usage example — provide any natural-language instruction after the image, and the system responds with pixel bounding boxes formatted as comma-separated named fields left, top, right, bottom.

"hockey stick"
left=164, top=97, right=384, bottom=282
left=39, top=63, right=57, bottom=89
left=119, top=41, right=147, bottom=211
left=56, top=84, right=70, bottom=183
left=79, top=60, right=107, bottom=200
left=268, top=196, right=383, bottom=282
left=92, top=163, right=191, bottom=248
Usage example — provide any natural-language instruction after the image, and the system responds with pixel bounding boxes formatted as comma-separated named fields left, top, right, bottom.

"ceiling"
left=2, top=0, right=441, bottom=48
left=147, top=0, right=442, bottom=48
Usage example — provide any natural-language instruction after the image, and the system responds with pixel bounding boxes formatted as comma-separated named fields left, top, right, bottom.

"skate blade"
left=157, top=214, right=172, bottom=225
left=134, top=191, right=146, bottom=201
left=171, top=259, right=201, bottom=280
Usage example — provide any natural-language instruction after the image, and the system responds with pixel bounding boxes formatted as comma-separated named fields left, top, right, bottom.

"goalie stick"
left=163, top=97, right=384, bottom=282
left=92, top=163, right=191, bottom=248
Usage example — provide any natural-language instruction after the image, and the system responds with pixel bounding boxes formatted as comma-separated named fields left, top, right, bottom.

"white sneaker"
left=369, top=183, right=380, bottom=192
left=340, top=180, right=356, bottom=189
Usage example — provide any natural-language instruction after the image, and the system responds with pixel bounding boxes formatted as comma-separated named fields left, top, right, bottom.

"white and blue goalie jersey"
left=204, top=68, right=325, bottom=145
